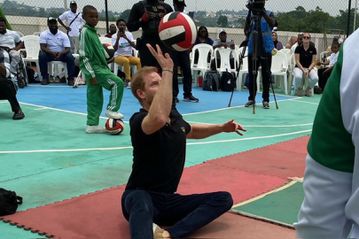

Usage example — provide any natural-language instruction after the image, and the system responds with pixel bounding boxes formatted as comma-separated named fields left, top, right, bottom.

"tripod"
left=247, top=11, right=278, bottom=114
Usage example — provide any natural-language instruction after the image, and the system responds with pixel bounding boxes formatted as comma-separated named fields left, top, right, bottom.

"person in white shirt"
left=58, top=0, right=84, bottom=54
left=39, top=17, right=75, bottom=86
left=112, top=18, right=141, bottom=84
left=317, top=39, right=340, bottom=92
left=0, top=17, right=23, bottom=81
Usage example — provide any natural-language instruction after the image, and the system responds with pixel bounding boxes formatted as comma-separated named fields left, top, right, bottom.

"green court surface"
left=0, top=89, right=320, bottom=238
left=232, top=181, right=304, bottom=227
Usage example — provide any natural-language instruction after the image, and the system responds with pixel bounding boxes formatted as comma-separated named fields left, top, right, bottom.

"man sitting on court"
left=39, top=17, right=76, bottom=86
left=122, top=43, right=246, bottom=239
left=0, top=48, right=24, bottom=120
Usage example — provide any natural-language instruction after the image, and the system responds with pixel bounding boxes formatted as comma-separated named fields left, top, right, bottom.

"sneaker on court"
left=86, top=125, right=106, bottom=134
left=244, top=100, right=255, bottom=107
left=305, top=87, right=313, bottom=97
left=106, top=110, right=124, bottom=119
left=295, top=88, right=304, bottom=97
left=183, top=95, right=199, bottom=103
left=13, top=110, right=25, bottom=120
left=262, top=101, right=270, bottom=109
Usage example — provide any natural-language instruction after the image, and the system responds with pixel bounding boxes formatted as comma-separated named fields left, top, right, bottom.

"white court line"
left=287, top=98, right=320, bottom=105
left=183, top=97, right=302, bottom=116
left=0, top=129, right=311, bottom=154
left=19, top=102, right=124, bottom=122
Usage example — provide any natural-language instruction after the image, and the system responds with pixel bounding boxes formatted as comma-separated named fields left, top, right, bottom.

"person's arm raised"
left=141, top=44, right=174, bottom=135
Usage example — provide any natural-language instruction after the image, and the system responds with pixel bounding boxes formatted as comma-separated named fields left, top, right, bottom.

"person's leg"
left=152, top=191, right=233, bottom=238
left=245, top=54, right=259, bottom=105
left=122, top=190, right=155, bottom=239
left=38, top=51, right=54, bottom=83
left=86, top=81, right=103, bottom=126
left=317, top=67, right=326, bottom=89
left=114, top=56, right=131, bottom=81
left=100, top=73, right=124, bottom=114
left=293, top=67, right=304, bottom=96
left=9, top=50, right=21, bottom=75
left=295, top=155, right=352, bottom=239
left=128, top=56, right=142, bottom=80
left=0, top=80, right=24, bottom=119
left=60, top=52, right=76, bottom=85
left=180, top=51, right=196, bottom=100
left=260, top=54, right=272, bottom=103
left=305, top=68, right=319, bottom=96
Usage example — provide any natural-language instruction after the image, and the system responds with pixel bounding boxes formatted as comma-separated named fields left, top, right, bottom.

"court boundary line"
left=0, top=129, right=311, bottom=154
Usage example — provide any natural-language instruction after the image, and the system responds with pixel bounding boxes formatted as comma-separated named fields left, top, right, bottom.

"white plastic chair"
left=214, top=47, right=237, bottom=75
left=190, top=43, right=214, bottom=85
left=21, top=35, right=41, bottom=77
left=271, top=51, right=289, bottom=94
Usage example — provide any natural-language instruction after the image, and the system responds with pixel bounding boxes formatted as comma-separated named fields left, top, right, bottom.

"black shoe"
left=175, top=97, right=179, bottom=103
left=184, top=95, right=199, bottom=103
left=13, top=110, right=25, bottom=120
left=262, top=101, right=270, bottom=109
left=67, top=79, right=74, bottom=86
left=41, top=79, right=49, bottom=85
left=244, top=100, right=255, bottom=107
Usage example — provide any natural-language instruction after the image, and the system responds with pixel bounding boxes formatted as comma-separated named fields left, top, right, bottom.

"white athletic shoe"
left=106, top=110, right=124, bottom=119
left=86, top=125, right=106, bottom=134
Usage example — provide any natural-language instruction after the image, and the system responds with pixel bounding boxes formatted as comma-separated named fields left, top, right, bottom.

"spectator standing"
left=58, top=0, right=85, bottom=54
left=172, top=0, right=199, bottom=103
left=39, top=17, right=76, bottom=86
left=244, top=8, right=276, bottom=109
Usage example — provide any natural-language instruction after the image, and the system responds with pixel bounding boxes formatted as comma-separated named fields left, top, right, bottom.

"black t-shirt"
left=295, top=44, right=317, bottom=68
left=126, top=108, right=191, bottom=193
left=127, top=0, right=173, bottom=39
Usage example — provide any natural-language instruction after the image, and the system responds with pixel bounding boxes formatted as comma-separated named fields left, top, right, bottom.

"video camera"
left=246, top=0, right=266, bottom=14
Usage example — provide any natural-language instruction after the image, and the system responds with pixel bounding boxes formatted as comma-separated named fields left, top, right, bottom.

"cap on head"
left=173, top=0, right=186, bottom=6
left=218, top=28, right=226, bottom=35
left=47, top=17, right=57, bottom=23
left=70, top=0, right=77, bottom=5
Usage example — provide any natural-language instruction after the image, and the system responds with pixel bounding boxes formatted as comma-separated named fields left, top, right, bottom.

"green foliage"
left=217, top=15, right=228, bottom=27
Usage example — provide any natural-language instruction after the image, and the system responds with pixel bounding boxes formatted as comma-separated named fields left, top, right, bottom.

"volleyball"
left=105, top=118, right=124, bottom=135
left=158, top=12, right=197, bottom=51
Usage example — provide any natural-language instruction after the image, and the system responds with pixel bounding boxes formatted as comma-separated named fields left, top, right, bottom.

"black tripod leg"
left=228, top=89, right=234, bottom=107
left=270, top=78, right=279, bottom=109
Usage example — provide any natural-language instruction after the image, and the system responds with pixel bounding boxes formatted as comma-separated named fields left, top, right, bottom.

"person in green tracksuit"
left=79, top=5, right=124, bottom=134
left=295, top=29, right=359, bottom=239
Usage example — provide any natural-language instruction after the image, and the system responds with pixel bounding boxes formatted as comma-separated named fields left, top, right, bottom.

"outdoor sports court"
left=0, top=84, right=320, bottom=238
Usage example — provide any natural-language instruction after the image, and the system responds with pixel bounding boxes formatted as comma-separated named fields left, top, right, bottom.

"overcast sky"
left=2, top=0, right=351, bottom=16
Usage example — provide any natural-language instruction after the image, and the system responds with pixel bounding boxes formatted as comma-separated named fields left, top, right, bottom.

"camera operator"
left=244, top=0, right=276, bottom=109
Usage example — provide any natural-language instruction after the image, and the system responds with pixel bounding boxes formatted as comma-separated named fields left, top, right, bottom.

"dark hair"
left=198, top=26, right=209, bottom=39
left=116, top=18, right=126, bottom=25
left=82, top=5, right=97, bottom=16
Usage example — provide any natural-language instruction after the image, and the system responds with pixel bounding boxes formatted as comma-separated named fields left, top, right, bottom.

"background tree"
left=217, top=15, right=228, bottom=27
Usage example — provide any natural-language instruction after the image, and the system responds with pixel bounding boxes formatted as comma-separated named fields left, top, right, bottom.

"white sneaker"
left=106, top=110, right=124, bottom=119
left=86, top=125, right=106, bottom=134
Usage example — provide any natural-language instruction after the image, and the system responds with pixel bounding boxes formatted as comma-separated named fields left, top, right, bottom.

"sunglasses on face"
left=303, top=36, right=310, bottom=39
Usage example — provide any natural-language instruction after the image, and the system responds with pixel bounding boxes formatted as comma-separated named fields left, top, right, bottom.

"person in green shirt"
left=79, top=5, right=124, bottom=134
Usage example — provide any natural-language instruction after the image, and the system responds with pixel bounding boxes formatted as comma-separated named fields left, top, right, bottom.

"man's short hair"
left=70, top=0, right=77, bottom=5
left=82, top=5, right=97, bottom=16
left=131, top=67, right=158, bottom=104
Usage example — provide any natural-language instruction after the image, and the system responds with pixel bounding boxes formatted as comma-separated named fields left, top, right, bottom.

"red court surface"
left=207, top=136, right=309, bottom=179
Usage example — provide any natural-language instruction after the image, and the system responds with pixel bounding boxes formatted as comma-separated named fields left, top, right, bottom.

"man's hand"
left=0, top=63, right=6, bottom=78
left=146, top=44, right=173, bottom=72
left=222, top=120, right=246, bottom=135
